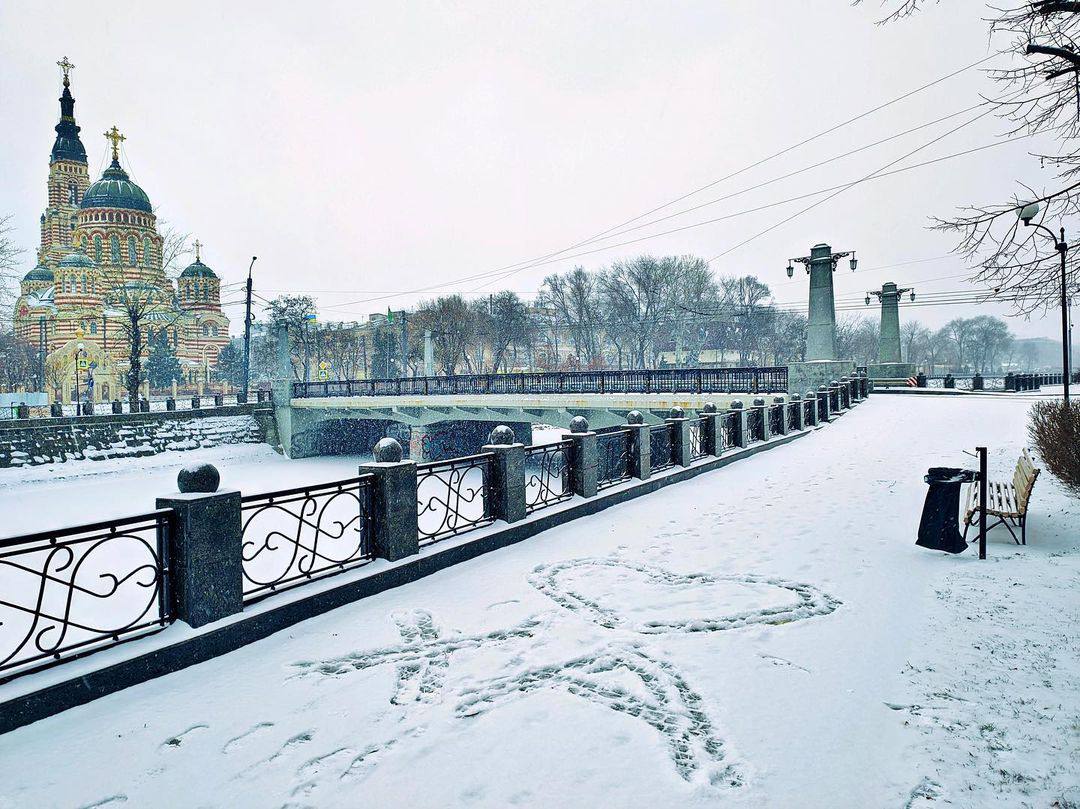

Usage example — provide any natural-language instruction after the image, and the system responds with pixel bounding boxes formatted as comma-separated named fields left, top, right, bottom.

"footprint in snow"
left=160, top=724, right=208, bottom=750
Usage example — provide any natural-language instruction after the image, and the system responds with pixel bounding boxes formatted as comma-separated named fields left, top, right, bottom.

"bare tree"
left=0, top=215, right=23, bottom=318
left=267, top=295, right=319, bottom=380
left=860, top=2, right=1080, bottom=314
left=104, top=279, right=182, bottom=408
left=411, top=295, right=474, bottom=375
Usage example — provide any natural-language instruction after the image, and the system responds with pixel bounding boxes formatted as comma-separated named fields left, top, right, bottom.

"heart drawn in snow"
left=528, top=557, right=841, bottom=634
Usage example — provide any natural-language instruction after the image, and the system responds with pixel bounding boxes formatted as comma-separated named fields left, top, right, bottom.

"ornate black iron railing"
left=720, top=412, right=738, bottom=450
left=292, top=366, right=789, bottom=399
left=768, top=404, right=784, bottom=436
left=747, top=408, right=766, bottom=442
left=786, top=401, right=800, bottom=427
left=524, top=441, right=572, bottom=512
left=689, top=417, right=707, bottom=460
left=597, top=429, right=632, bottom=490
left=0, top=510, right=173, bottom=683
left=240, top=476, right=375, bottom=602
left=649, top=424, right=676, bottom=472
left=416, top=453, right=494, bottom=543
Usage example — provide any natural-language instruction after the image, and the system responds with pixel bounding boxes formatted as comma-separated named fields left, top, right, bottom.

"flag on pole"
left=386, top=307, right=395, bottom=324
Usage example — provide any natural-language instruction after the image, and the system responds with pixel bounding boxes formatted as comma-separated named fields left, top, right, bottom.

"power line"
left=297, top=57, right=1005, bottom=313
left=316, top=133, right=1026, bottom=316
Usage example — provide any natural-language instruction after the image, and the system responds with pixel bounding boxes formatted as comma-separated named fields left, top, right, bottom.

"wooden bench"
left=962, top=449, right=1040, bottom=545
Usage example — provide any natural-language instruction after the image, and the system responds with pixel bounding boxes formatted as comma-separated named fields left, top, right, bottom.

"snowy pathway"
left=0, top=396, right=1077, bottom=808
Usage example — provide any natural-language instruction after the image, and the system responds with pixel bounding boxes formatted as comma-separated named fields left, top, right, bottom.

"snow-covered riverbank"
left=0, top=395, right=1076, bottom=808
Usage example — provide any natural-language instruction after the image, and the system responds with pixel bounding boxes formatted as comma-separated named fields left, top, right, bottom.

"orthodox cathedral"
left=12, top=58, right=230, bottom=402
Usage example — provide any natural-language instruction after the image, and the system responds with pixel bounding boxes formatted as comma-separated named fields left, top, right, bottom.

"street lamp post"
left=74, top=341, right=85, bottom=410
left=1018, top=202, right=1071, bottom=404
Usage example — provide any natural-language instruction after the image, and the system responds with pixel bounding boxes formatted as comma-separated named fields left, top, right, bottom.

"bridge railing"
left=291, top=366, right=789, bottom=399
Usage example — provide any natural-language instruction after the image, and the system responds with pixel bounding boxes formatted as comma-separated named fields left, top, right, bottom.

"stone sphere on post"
left=752, top=397, right=766, bottom=407
left=487, top=425, right=516, bottom=445
left=772, top=396, right=785, bottom=404
left=668, top=406, right=684, bottom=419
left=729, top=400, right=744, bottom=410
left=626, top=410, right=644, bottom=425
left=569, top=415, right=590, bottom=434
left=177, top=463, right=220, bottom=494
left=806, top=390, right=817, bottom=399
left=373, top=437, right=403, bottom=463
left=790, top=393, right=801, bottom=402
left=702, top=402, right=717, bottom=414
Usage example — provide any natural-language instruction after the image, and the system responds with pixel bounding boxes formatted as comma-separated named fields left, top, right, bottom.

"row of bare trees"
left=254, top=255, right=811, bottom=381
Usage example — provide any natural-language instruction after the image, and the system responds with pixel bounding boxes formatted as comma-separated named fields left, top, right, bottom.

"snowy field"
left=0, top=395, right=1077, bottom=808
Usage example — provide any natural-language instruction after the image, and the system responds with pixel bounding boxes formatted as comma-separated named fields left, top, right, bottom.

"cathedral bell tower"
left=42, top=56, right=90, bottom=262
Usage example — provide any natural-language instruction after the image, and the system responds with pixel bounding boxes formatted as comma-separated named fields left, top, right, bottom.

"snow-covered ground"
left=0, top=395, right=1077, bottom=808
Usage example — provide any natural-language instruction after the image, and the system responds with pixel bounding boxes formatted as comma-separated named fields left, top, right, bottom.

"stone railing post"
left=666, top=407, right=692, bottom=467
left=482, top=426, right=526, bottom=524
left=817, top=385, right=831, bottom=422
left=729, top=400, right=748, bottom=448
left=191, top=395, right=201, bottom=410
left=752, top=398, right=770, bottom=441
left=838, top=377, right=850, bottom=409
left=700, top=402, right=722, bottom=456
left=772, top=396, right=788, bottom=435
left=156, top=463, right=242, bottom=629
left=166, top=396, right=176, bottom=411
left=563, top=416, right=598, bottom=498
left=626, top=410, right=651, bottom=480
left=360, top=438, right=419, bottom=561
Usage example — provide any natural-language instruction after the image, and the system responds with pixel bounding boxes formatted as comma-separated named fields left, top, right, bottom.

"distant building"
left=12, top=59, right=230, bottom=402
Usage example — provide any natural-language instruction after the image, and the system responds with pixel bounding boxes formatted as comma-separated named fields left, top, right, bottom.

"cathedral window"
left=211, top=325, right=219, bottom=337
left=70, top=215, right=77, bottom=231
left=94, top=235, right=103, bottom=263
left=81, top=275, right=87, bottom=294
left=110, top=235, right=120, bottom=264
left=201, top=325, right=209, bottom=337
left=89, top=321, right=98, bottom=335
left=68, top=182, right=78, bottom=205
left=128, top=236, right=137, bottom=266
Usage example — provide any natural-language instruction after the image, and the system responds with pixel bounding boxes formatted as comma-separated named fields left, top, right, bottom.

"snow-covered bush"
left=1028, top=400, right=1080, bottom=495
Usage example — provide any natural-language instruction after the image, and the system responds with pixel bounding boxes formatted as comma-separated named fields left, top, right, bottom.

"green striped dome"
left=80, top=159, right=152, bottom=213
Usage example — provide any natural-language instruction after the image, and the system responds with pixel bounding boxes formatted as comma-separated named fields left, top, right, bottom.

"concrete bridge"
left=269, top=367, right=858, bottom=461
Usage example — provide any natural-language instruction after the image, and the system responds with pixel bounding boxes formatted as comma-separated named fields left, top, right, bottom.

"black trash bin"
left=917, top=467, right=976, bottom=554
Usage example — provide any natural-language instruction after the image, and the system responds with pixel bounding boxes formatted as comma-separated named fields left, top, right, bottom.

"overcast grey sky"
left=0, top=0, right=1067, bottom=339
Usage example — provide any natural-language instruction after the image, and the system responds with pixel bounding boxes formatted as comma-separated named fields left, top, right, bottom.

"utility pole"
left=242, top=256, right=256, bottom=398
left=400, top=310, right=409, bottom=377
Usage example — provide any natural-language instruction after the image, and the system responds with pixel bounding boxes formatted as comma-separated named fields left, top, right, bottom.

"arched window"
left=81, top=274, right=87, bottom=294
left=110, top=235, right=120, bottom=264
left=211, top=325, right=218, bottom=337
left=143, top=237, right=152, bottom=267
left=89, top=321, right=98, bottom=335
left=201, top=325, right=209, bottom=337
left=70, top=215, right=78, bottom=232
left=68, top=182, right=78, bottom=205
left=93, top=234, right=102, bottom=263
left=202, top=284, right=209, bottom=300
left=128, top=235, right=137, bottom=266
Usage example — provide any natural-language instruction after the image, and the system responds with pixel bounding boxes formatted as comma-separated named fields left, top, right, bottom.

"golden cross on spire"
left=104, top=125, right=125, bottom=161
left=57, top=56, right=75, bottom=86
left=194, top=239, right=202, bottom=262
